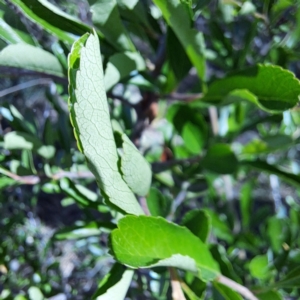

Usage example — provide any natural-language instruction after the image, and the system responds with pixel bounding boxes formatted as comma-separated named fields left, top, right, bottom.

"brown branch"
left=216, top=275, right=258, bottom=300
left=0, top=169, right=95, bottom=185
left=169, top=268, right=186, bottom=300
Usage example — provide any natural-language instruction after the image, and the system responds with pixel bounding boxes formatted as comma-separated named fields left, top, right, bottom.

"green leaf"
left=257, top=290, right=283, bottom=300
left=0, top=176, right=18, bottom=190
left=241, top=159, right=300, bottom=188
left=59, top=178, right=100, bottom=209
left=93, top=263, right=134, bottom=300
left=203, top=209, right=234, bottom=243
left=53, top=221, right=115, bottom=240
left=88, top=0, right=135, bottom=51
left=146, top=187, right=171, bottom=217
left=210, top=245, right=241, bottom=283
left=167, top=103, right=207, bottom=155
left=104, top=51, right=145, bottom=91
left=242, top=134, right=294, bottom=155
left=167, top=26, right=191, bottom=81
left=240, top=182, right=253, bottom=229
left=0, top=43, right=64, bottom=77
left=0, top=18, right=26, bottom=44
left=267, top=217, right=289, bottom=253
left=274, top=265, right=300, bottom=288
left=201, top=144, right=238, bottom=174
left=153, top=0, right=206, bottom=81
left=109, top=215, right=220, bottom=281
left=9, top=0, right=98, bottom=45
left=68, top=31, right=143, bottom=215
left=203, top=64, right=300, bottom=112
left=28, top=287, right=44, bottom=300
left=213, top=282, right=243, bottom=300
left=0, top=2, right=35, bottom=45
left=120, top=133, right=152, bottom=196
left=181, top=209, right=211, bottom=243
left=249, top=255, right=271, bottom=280
left=4, top=131, right=55, bottom=159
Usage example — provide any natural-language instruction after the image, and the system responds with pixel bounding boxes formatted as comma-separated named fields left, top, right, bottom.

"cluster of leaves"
left=1, top=0, right=300, bottom=299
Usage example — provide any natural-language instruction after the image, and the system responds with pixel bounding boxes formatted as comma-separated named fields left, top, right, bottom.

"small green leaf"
left=0, top=2, right=35, bottom=45
left=120, top=133, right=152, bottom=196
left=153, top=0, right=206, bottom=81
left=68, top=31, right=143, bottom=215
left=203, top=64, right=300, bottom=112
left=104, top=51, right=145, bottom=91
left=0, top=18, right=26, bottom=44
left=167, top=26, right=191, bottom=81
left=201, top=144, right=238, bottom=174
left=213, top=282, right=243, bottom=300
left=4, top=131, right=55, bottom=159
left=167, top=103, right=207, bottom=155
left=88, top=0, right=135, bottom=51
left=93, top=263, right=134, bottom=300
left=0, top=44, right=64, bottom=77
left=59, top=178, right=102, bottom=209
left=257, top=290, right=283, bottom=300
left=181, top=209, right=211, bottom=243
left=110, top=215, right=220, bottom=281
left=210, top=245, right=241, bottom=283
left=249, top=255, right=271, bottom=280
left=53, top=221, right=115, bottom=240
left=146, top=187, right=171, bottom=217
left=28, top=287, right=44, bottom=300
left=203, top=209, right=233, bottom=243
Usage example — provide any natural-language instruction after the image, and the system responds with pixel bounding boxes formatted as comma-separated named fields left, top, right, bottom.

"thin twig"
left=165, top=92, right=203, bottom=102
left=151, top=155, right=202, bottom=173
left=0, top=67, right=67, bottom=84
left=216, top=275, right=258, bottom=300
left=0, top=79, right=53, bottom=98
left=169, top=268, right=186, bottom=300
left=0, top=169, right=95, bottom=185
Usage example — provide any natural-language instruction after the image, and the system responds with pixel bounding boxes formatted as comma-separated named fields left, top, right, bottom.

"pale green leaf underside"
left=121, top=133, right=152, bottom=196
left=203, top=64, right=300, bottom=112
left=68, top=31, right=143, bottom=215
left=0, top=44, right=64, bottom=77
left=110, top=215, right=220, bottom=282
left=94, top=264, right=134, bottom=300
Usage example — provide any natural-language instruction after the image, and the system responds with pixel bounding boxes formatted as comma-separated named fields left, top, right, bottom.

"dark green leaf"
left=8, top=0, right=101, bottom=45
left=201, top=144, right=238, bottom=174
left=146, top=187, right=171, bottom=217
left=88, top=0, right=135, bottom=51
left=181, top=209, right=211, bottom=243
left=153, top=0, right=206, bottom=81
